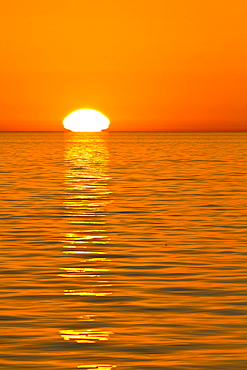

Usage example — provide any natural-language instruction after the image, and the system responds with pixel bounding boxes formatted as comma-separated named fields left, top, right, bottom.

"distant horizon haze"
left=0, top=120, right=246, bottom=132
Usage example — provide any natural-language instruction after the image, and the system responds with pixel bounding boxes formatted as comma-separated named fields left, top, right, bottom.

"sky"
left=1, top=0, right=247, bottom=131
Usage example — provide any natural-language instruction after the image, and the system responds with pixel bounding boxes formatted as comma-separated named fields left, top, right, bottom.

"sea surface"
left=1, top=131, right=247, bottom=370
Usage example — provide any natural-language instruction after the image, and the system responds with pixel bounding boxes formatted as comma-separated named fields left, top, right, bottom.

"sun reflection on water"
left=77, top=365, right=116, bottom=370
left=60, top=329, right=113, bottom=343
left=60, top=132, right=115, bottom=368
left=64, top=290, right=112, bottom=296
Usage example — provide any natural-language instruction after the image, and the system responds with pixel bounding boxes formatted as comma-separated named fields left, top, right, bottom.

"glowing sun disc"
left=63, top=109, right=110, bottom=132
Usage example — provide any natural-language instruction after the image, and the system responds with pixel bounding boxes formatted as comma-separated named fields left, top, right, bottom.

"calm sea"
left=1, top=132, right=247, bottom=370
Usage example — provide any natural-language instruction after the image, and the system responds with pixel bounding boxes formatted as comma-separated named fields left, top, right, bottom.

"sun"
left=63, top=109, right=110, bottom=132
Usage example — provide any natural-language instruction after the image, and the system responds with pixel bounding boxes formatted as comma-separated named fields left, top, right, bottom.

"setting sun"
left=63, top=109, right=110, bottom=132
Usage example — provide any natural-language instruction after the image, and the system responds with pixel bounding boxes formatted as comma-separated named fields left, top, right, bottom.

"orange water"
left=1, top=132, right=247, bottom=369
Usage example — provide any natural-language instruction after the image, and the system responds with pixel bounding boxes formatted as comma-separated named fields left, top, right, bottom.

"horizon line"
left=1, top=130, right=247, bottom=133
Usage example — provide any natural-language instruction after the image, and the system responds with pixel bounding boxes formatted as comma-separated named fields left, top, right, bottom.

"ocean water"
left=1, top=131, right=247, bottom=370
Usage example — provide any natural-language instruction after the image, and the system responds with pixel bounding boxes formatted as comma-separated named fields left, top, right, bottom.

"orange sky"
left=1, top=0, right=247, bottom=131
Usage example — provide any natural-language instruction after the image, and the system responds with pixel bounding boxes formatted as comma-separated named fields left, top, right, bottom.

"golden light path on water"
left=61, top=132, right=115, bottom=370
